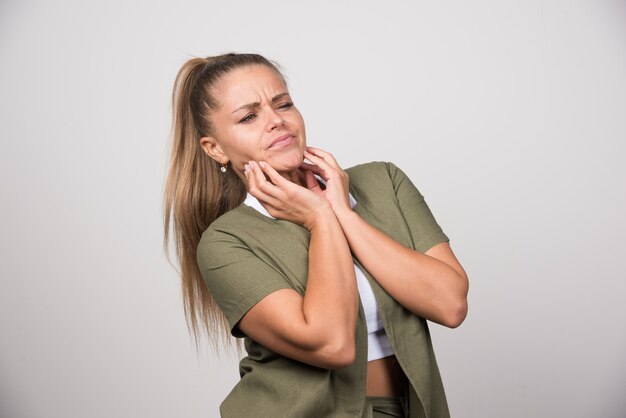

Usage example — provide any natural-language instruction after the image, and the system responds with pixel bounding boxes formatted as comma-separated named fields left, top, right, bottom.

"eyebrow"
left=231, top=92, right=291, bottom=114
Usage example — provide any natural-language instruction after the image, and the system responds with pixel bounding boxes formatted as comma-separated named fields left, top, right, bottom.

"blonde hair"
left=162, top=53, right=286, bottom=350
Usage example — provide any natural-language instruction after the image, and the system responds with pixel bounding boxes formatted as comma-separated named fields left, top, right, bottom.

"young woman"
left=163, top=52, right=469, bottom=418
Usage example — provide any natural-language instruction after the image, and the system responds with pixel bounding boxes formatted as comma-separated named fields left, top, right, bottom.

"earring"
left=220, top=163, right=227, bottom=173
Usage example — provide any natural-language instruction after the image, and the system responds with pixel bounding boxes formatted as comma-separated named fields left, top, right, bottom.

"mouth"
left=269, top=133, right=295, bottom=149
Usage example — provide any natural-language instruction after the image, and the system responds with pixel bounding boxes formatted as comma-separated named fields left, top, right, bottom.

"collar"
left=243, top=174, right=357, bottom=219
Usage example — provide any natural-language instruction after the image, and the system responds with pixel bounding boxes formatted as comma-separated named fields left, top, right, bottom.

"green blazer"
left=197, top=161, right=451, bottom=418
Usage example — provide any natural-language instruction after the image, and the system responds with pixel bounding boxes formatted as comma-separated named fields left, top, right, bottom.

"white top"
left=242, top=175, right=394, bottom=361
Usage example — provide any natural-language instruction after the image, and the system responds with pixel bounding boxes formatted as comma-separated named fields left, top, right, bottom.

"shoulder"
left=196, top=204, right=265, bottom=263
left=345, top=160, right=413, bottom=194
left=346, top=160, right=406, bottom=180
left=345, top=160, right=387, bottom=177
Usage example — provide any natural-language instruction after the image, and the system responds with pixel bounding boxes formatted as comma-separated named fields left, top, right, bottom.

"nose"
left=266, top=107, right=285, bottom=131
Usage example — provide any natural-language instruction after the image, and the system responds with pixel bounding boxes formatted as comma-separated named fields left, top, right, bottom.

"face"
left=200, top=64, right=306, bottom=179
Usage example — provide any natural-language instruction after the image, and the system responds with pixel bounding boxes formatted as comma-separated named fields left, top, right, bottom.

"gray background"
left=1, top=1, right=625, bottom=417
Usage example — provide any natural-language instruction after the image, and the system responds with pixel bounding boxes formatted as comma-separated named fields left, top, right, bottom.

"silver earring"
left=220, top=163, right=227, bottom=173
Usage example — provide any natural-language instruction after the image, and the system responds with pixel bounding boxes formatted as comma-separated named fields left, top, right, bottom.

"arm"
left=302, top=151, right=468, bottom=328
left=237, top=161, right=358, bottom=369
left=335, top=211, right=468, bottom=328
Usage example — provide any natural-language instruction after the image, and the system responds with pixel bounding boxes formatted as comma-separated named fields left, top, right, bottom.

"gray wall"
left=1, top=1, right=624, bottom=417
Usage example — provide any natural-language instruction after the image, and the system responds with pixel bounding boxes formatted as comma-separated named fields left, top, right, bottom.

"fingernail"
left=259, top=161, right=266, bottom=169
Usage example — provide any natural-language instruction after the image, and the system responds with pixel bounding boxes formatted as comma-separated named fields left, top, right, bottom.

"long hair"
left=162, top=53, right=286, bottom=351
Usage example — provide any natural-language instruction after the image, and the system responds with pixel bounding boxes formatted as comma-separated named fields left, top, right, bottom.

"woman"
left=163, top=52, right=469, bottom=418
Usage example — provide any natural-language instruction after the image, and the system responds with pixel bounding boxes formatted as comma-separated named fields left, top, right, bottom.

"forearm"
left=302, top=205, right=358, bottom=359
left=335, top=208, right=468, bottom=327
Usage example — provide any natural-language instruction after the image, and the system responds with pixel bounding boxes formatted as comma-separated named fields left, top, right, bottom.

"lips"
left=269, top=133, right=295, bottom=148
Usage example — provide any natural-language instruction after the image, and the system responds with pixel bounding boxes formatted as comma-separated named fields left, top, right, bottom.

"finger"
left=299, top=161, right=323, bottom=175
left=249, top=161, right=278, bottom=192
left=245, top=162, right=282, bottom=205
left=243, top=163, right=262, bottom=195
left=249, top=184, right=282, bottom=210
left=244, top=162, right=257, bottom=188
left=304, top=169, right=323, bottom=192
left=258, top=161, right=289, bottom=189
left=305, top=146, right=341, bottom=170
left=299, top=164, right=326, bottom=190
left=303, top=150, right=335, bottom=175
left=251, top=161, right=296, bottom=206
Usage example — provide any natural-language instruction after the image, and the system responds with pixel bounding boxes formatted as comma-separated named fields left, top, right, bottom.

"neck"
left=278, top=168, right=307, bottom=188
left=241, top=167, right=307, bottom=191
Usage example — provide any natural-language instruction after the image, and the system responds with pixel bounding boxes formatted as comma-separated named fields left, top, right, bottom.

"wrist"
left=334, top=205, right=358, bottom=226
left=304, top=203, right=337, bottom=232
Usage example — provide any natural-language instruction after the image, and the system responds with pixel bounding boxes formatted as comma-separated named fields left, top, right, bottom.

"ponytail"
left=163, top=53, right=282, bottom=350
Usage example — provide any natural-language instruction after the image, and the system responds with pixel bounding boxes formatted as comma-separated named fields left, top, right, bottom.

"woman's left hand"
left=299, top=146, right=352, bottom=217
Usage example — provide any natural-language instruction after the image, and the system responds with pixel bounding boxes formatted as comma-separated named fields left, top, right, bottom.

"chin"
left=270, top=149, right=304, bottom=172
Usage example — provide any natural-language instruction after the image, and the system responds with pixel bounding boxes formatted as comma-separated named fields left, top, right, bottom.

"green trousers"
left=363, top=396, right=408, bottom=418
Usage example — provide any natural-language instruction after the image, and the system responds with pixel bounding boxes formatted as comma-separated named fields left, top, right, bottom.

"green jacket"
left=197, top=161, right=451, bottom=418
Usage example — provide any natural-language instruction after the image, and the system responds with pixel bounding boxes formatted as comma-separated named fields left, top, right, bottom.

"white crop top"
left=243, top=175, right=395, bottom=361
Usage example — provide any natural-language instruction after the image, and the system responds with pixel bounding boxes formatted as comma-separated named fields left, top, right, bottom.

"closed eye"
left=239, top=113, right=256, bottom=123
left=239, top=102, right=293, bottom=124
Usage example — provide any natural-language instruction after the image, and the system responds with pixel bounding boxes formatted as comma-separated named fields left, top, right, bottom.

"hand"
left=298, top=146, right=352, bottom=217
left=244, top=160, right=332, bottom=230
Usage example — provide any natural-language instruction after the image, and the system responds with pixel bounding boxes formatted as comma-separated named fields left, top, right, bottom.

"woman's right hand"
left=239, top=159, right=359, bottom=370
left=244, top=160, right=332, bottom=231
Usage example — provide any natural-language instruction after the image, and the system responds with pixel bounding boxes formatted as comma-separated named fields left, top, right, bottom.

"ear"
left=200, top=136, right=228, bottom=165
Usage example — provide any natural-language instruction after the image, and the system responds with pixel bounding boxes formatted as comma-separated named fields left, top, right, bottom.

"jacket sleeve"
left=384, top=161, right=450, bottom=253
left=196, top=228, right=293, bottom=338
